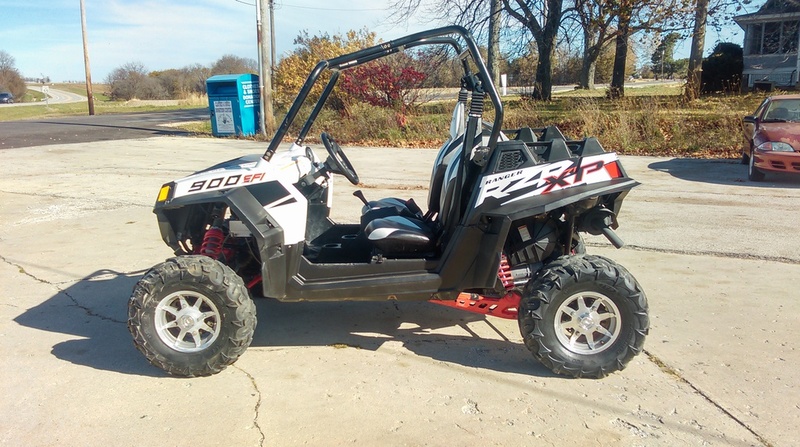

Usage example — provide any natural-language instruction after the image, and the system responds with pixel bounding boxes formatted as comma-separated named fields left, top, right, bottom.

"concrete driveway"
left=0, top=137, right=797, bottom=446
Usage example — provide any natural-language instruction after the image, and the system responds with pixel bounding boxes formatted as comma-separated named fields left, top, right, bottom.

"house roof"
left=734, top=0, right=800, bottom=26
left=758, top=0, right=800, bottom=14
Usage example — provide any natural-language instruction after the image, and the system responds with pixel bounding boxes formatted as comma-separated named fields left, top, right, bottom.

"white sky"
left=0, top=0, right=760, bottom=83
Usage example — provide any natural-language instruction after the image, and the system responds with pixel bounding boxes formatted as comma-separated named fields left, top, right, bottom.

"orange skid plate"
left=430, top=291, right=520, bottom=319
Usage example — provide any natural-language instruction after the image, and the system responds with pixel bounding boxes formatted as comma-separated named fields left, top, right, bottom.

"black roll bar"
left=263, top=25, right=503, bottom=160
left=296, top=71, right=339, bottom=145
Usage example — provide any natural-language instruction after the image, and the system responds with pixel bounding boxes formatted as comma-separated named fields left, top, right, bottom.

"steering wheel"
left=321, top=132, right=360, bottom=185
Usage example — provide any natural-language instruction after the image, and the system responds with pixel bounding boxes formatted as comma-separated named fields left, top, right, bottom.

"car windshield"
left=764, top=99, right=800, bottom=121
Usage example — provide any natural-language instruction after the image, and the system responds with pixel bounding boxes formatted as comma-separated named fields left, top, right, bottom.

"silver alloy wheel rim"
left=155, top=290, right=221, bottom=353
left=554, top=291, right=621, bottom=355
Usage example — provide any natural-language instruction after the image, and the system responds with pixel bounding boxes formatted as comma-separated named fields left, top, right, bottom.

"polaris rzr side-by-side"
left=128, top=26, right=648, bottom=379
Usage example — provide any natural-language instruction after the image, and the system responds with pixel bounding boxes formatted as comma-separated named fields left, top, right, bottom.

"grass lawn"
left=0, top=82, right=769, bottom=158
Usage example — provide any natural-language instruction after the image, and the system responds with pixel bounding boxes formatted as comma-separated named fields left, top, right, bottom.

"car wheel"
left=748, top=150, right=765, bottom=181
left=128, top=255, right=256, bottom=377
left=518, top=255, right=648, bottom=378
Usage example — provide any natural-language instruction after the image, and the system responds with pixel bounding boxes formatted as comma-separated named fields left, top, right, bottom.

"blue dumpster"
left=206, top=74, right=260, bottom=137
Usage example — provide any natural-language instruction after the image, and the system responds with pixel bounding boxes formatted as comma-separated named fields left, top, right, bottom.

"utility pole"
left=269, top=0, right=276, bottom=84
left=256, top=0, right=275, bottom=137
left=79, top=0, right=95, bottom=115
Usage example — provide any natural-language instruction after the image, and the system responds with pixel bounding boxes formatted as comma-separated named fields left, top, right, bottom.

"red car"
left=742, top=94, right=800, bottom=181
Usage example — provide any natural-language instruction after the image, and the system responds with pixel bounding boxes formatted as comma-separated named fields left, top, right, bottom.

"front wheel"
left=519, top=255, right=648, bottom=378
left=748, top=150, right=765, bottom=181
left=128, top=255, right=256, bottom=377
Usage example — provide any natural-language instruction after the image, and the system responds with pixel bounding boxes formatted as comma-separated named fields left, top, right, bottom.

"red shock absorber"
left=498, top=255, right=514, bottom=291
left=198, top=227, right=227, bottom=261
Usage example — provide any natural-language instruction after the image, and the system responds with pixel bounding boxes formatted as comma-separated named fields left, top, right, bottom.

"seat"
left=527, top=138, right=573, bottom=163
left=363, top=96, right=511, bottom=258
left=364, top=215, right=436, bottom=255
left=361, top=100, right=467, bottom=219
left=364, top=143, right=465, bottom=257
left=514, top=127, right=539, bottom=144
left=362, top=134, right=462, bottom=219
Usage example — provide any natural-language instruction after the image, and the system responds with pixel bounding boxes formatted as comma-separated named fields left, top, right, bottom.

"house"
left=734, top=0, right=800, bottom=90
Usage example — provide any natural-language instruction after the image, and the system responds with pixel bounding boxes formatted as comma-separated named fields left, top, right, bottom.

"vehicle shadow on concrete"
left=15, top=269, right=554, bottom=378
left=13, top=269, right=162, bottom=377
left=251, top=299, right=557, bottom=378
left=648, top=158, right=800, bottom=188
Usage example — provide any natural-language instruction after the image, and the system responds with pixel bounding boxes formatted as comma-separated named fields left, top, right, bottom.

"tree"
left=506, top=43, right=539, bottom=86
left=389, top=0, right=567, bottom=100
left=700, top=42, right=743, bottom=93
left=651, top=32, right=681, bottom=79
left=488, top=0, right=503, bottom=85
left=608, top=1, right=633, bottom=98
left=180, top=64, right=211, bottom=95
left=574, top=0, right=616, bottom=89
left=684, top=0, right=749, bottom=100
left=416, top=48, right=464, bottom=88
left=210, top=55, right=257, bottom=76
left=105, top=62, right=167, bottom=100
left=572, top=0, right=688, bottom=90
left=607, top=0, right=693, bottom=98
left=595, top=39, right=636, bottom=82
left=684, top=0, right=709, bottom=100
left=502, top=0, right=566, bottom=100
left=0, top=50, right=26, bottom=100
left=273, top=29, right=377, bottom=108
left=339, top=57, right=427, bottom=111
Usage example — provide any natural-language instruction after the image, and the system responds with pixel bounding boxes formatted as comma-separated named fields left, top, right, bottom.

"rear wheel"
left=519, top=255, right=648, bottom=378
left=128, top=255, right=256, bottom=377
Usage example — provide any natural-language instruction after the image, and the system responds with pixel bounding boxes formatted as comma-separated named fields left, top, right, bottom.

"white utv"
left=128, top=26, right=648, bottom=378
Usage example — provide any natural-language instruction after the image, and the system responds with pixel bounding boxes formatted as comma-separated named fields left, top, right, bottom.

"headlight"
left=756, top=141, right=795, bottom=152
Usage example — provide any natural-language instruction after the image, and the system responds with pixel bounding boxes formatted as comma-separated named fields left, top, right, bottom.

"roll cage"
left=263, top=25, right=504, bottom=160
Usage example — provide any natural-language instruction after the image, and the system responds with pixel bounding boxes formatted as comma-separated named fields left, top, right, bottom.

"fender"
left=156, top=187, right=283, bottom=255
left=436, top=179, right=636, bottom=292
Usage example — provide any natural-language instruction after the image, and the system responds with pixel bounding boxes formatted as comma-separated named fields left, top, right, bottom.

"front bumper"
left=753, top=150, right=800, bottom=174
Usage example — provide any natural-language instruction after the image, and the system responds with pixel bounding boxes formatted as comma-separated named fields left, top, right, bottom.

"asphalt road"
left=0, top=108, right=209, bottom=149
left=23, top=85, right=87, bottom=106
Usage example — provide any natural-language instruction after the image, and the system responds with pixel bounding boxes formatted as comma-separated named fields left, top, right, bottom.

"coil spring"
left=199, top=227, right=226, bottom=260
left=498, top=255, right=514, bottom=291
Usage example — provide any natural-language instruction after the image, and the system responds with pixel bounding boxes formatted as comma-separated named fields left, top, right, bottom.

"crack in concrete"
left=644, top=350, right=774, bottom=447
left=589, top=242, right=800, bottom=265
left=0, top=254, right=126, bottom=324
left=232, top=365, right=266, bottom=447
